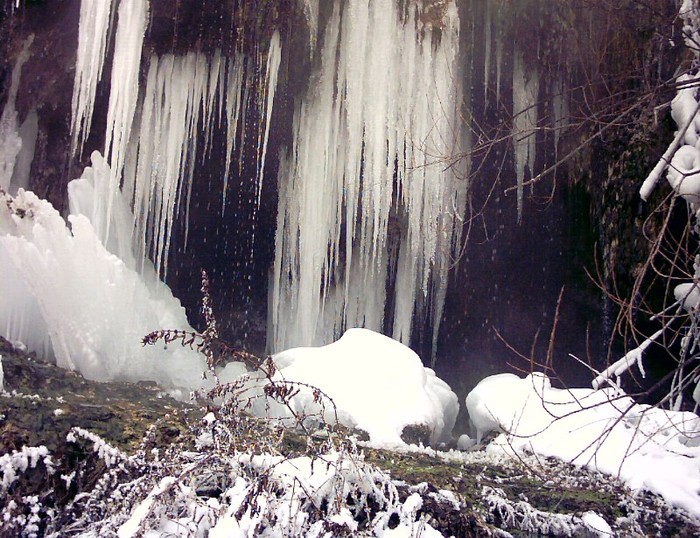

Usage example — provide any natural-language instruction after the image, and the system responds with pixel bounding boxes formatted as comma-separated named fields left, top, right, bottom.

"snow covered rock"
left=231, top=328, right=459, bottom=447
left=465, top=372, right=520, bottom=444
left=667, top=145, right=700, bottom=206
left=465, top=372, right=700, bottom=518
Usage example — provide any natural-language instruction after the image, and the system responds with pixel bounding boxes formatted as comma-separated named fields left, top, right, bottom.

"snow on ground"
left=220, top=328, right=459, bottom=447
left=466, top=372, right=700, bottom=517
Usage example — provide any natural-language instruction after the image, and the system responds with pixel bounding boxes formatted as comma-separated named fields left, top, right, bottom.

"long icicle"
left=70, top=0, right=114, bottom=159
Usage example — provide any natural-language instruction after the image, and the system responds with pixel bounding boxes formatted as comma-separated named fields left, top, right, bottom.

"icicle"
left=256, top=31, right=282, bottom=207
left=271, top=0, right=466, bottom=356
left=483, top=0, right=491, bottom=105
left=495, top=23, right=503, bottom=102
left=300, top=0, right=320, bottom=55
left=102, top=0, right=148, bottom=244
left=124, top=46, right=270, bottom=278
left=222, top=52, right=245, bottom=213
left=512, top=51, right=539, bottom=223
left=0, top=35, right=33, bottom=192
left=203, top=49, right=224, bottom=158
left=70, top=0, right=114, bottom=158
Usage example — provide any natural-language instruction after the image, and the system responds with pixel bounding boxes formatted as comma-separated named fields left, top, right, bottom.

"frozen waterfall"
left=270, top=0, right=467, bottom=360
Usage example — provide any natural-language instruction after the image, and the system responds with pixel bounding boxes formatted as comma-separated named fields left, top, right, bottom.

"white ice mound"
left=466, top=372, right=700, bottom=517
left=251, top=328, right=459, bottom=446
left=0, top=188, right=209, bottom=392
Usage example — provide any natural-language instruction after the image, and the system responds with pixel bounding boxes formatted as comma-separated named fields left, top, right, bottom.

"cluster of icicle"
left=2, top=0, right=282, bottom=387
left=70, top=0, right=281, bottom=278
left=270, top=0, right=467, bottom=361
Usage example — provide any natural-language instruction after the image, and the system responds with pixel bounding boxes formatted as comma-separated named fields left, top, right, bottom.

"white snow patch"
left=466, top=372, right=700, bottom=517
left=226, top=328, right=459, bottom=447
left=581, top=511, right=614, bottom=536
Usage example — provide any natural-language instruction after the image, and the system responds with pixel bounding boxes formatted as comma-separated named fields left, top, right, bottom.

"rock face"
left=0, top=1, right=684, bottom=409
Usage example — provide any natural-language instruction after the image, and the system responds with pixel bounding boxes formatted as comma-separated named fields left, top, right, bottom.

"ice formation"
left=271, top=0, right=467, bottom=359
left=70, top=0, right=114, bottom=158
left=512, top=51, right=539, bottom=222
left=222, top=328, right=459, bottom=447
left=466, top=372, right=700, bottom=517
left=0, top=186, right=209, bottom=392
left=67, top=0, right=282, bottom=278
left=0, top=35, right=33, bottom=192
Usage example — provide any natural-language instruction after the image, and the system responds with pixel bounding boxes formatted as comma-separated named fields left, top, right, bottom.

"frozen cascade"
left=121, top=40, right=282, bottom=278
left=0, top=35, right=33, bottom=192
left=68, top=0, right=282, bottom=278
left=512, top=51, right=539, bottom=222
left=70, top=0, right=114, bottom=158
left=271, top=0, right=467, bottom=359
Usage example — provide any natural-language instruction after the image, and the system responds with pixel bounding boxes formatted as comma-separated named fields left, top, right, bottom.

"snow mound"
left=227, top=329, right=459, bottom=447
left=466, top=372, right=700, bottom=517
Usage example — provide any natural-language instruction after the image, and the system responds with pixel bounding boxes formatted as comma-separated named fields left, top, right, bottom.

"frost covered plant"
left=0, top=446, right=56, bottom=538
left=0, top=445, right=54, bottom=492
left=143, top=269, right=342, bottom=440
left=482, top=486, right=614, bottom=536
left=49, top=409, right=444, bottom=537
left=65, top=427, right=128, bottom=468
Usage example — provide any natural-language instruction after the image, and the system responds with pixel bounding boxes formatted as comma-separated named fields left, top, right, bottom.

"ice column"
left=271, top=0, right=466, bottom=358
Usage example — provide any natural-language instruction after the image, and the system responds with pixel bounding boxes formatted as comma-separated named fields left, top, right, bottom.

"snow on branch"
left=592, top=328, right=665, bottom=390
left=639, top=98, right=700, bottom=201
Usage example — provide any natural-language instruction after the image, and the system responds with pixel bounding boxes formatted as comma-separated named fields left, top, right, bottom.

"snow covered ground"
left=466, top=372, right=700, bottom=519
